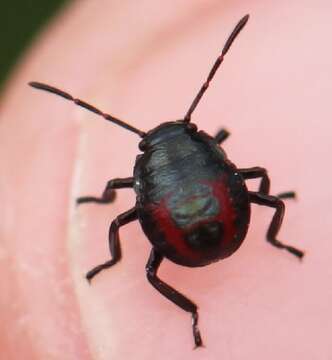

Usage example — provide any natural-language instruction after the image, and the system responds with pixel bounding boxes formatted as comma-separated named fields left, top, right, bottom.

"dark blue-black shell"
left=133, top=121, right=250, bottom=267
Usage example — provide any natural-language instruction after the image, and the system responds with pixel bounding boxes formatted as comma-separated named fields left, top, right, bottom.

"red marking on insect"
left=209, top=178, right=237, bottom=248
left=150, top=177, right=237, bottom=261
left=153, top=200, right=198, bottom=260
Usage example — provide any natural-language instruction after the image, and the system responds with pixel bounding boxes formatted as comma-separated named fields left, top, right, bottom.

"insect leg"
left=146, top=248, right=203, bottom=348
left=238, top=167, right=271, bottom=194
left=214, top=128, right=230, bottom=144
left=276, top=191, right=296, bottom=199
left=239, top=167, right=296, bottom=199
left=86, top=206, right=137, bottom=281
left=77, top=177, right=134, bottom=205
left=249, top=191, right=304, bottom=259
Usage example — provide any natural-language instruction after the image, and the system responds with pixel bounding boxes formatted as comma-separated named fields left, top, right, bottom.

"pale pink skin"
left=1, top=1, right=331, bottom=359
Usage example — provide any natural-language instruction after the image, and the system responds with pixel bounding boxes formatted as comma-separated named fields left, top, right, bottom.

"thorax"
left=134, top=129, right=229, bottom=204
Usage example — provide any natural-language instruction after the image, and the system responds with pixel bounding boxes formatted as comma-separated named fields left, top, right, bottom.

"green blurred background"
left=0, top=0, right=68, bottom=90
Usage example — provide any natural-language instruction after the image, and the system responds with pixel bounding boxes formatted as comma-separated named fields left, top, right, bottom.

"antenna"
left=184, top=14, right=249, bottom=122
left=29, top=82, right=146, bottom=138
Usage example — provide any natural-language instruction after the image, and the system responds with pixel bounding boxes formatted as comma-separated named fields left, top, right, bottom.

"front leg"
left=214, top=128, right=230, bottom=144
left=146, top=249, right=203, bottom=348
left=77, top=177, right=134, bottom=205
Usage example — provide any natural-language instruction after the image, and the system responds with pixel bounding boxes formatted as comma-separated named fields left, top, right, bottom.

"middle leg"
left=86, top=206, right=138, bottom=281
left=239, top=167, right=296, bottom=199
left=238, top=167, right=270, bottom=194
left=249, top=191, right=304, bottom=259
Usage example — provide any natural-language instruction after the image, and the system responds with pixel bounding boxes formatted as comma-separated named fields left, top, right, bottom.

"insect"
left=29, top=14, right=304, bottom=348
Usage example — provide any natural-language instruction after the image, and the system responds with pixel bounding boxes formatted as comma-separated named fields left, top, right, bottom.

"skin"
left=1, top=0, right=332, bottom=359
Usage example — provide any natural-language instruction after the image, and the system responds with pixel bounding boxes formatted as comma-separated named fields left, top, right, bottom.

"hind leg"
left=146, top=249, right=203, bottom=348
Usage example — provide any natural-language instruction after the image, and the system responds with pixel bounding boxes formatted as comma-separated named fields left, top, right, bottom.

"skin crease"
left=0, top=0, right=332, bottom=359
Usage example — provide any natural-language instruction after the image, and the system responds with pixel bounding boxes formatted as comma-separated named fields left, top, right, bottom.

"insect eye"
left=187, top=123, right=197, bottom=132
left=139, top=139, right=147, bottom=151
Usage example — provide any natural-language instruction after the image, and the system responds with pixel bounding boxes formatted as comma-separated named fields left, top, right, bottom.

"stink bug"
left=29, top=14, right=304, bottom=348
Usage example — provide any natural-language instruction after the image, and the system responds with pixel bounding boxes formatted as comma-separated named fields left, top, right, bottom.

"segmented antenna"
left=184, top=14, right=249, bottom=122
left=29, top=82, right=146, bottom=138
